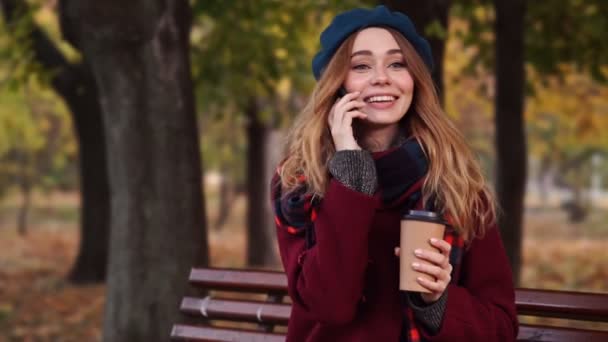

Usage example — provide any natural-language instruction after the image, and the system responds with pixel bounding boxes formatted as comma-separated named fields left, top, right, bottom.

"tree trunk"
left=381, top=0, right=451, bottom=104
left=65, top=68, right=110, bottom=283
left=17, top=178, right=31, bottom=236
left=214, top=167, right=232, bottom=230
left=494, top=0, right=526, bottom=285
left=61, top=1, right=209, bottom=341
left=245, top=98, right=277, bottom=267
left=1, top=0, right=110, bottom=283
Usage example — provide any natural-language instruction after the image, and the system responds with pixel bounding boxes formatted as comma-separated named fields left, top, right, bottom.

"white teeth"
left=366, top=95, right=396, bottom=103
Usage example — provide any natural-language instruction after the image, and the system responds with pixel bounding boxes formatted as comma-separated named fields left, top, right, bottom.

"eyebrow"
left=350, top=49, right=403, bottom=58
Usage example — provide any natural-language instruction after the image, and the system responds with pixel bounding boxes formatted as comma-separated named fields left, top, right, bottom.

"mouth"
left=364, top=95, right=399, bottom=103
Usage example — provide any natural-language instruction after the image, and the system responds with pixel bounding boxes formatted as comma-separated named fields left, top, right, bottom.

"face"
left=343, top=27, right=414, bottom=126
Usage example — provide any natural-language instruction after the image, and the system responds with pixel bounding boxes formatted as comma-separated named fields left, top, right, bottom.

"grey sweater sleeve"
left=407, top=291, right=448, bottom=335
left=328, top=150, right=378, bottom=195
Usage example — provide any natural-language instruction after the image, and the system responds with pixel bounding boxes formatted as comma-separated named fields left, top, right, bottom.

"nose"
left=370, top=67, right=390, bottom=85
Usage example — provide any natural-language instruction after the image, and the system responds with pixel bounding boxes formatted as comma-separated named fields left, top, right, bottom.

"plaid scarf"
left=273, top=139, right=464, bottom=342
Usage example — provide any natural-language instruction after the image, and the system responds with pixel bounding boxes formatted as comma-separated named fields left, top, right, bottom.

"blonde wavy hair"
left=279, top=27, right=496, bottom=241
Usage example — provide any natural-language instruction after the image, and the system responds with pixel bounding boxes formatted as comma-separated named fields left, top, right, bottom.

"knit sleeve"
left=407, top=291, right=448, bottom=334
left=328, top=150, right=378, bottom=195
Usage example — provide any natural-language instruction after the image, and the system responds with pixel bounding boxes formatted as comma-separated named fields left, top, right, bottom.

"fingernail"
left=430, top=238, right=438, bottom=243
left=414, top=249, right=423, bottom=256
left=412, top=262, right=420, bottom=268
left=417, top=277, right=424, bottom=282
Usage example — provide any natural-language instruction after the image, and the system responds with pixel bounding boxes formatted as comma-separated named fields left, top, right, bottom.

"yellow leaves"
left=274, top=47, right=288, bottom=60
left=444, top=18, right=494, bottom=154
left=527, top=64, right=608, bottom=149
left=424, top=20, right=447, bottom=40
left=266, top=24, right=287, bottom=39
left=279, top=12, right=293, bottom=25
left=0, top=71, right=75, bottom=193
left=575, top=114, right=599, bottom=139
left=275, top=77, right=291, bottom=100
left=31, top=0, right=81, bottom=63
left=473, top=6, right=491, bottom=22
left=583, top=3, right=598, bottom=16
left=445, top=16, right=608, bottom=166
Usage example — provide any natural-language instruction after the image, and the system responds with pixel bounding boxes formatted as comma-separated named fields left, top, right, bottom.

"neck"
left=356, top=123, right=402, bottom=152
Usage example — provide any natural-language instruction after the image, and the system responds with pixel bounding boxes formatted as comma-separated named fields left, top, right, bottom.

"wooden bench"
left=170, top=267, right=608, bottom=342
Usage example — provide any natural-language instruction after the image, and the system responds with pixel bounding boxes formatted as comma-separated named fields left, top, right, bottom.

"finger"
left=334, top=92, right=363, bottom=112
left=413, top=262, right=451, bottom=284
left=433, top=266, right=452, bottom=283
left=328, top=100, right=342, bottom=130
left=339, top=91, right=360, bottom=102
left=330, top=104, right=342, bottom=131
left=394, top=247, right=400, bottom=257
left=333, top=100, right=366, bottom=127
left=445, top=264, right=454, bottom=280
left=339, top=102, right=367, bottom=125
left=339, top=100, right=366, bottom=110
left=328, top=103, right=336, bottom=127
left=333, top=91, right=361, bottom=114
left=430, top=238, right=452, bottom=256
left=414, top=248, right=448, bottom=266
left=340, top=110, right=367, bottom=129
left=412, top=262, right=443, bottom=278
left=416, top=277, right=446, bottom=293
left=341, top=100, right=367, bottom=113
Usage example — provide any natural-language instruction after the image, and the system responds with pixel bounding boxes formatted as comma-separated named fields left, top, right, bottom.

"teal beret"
left=312, top=5, right=433, bottom=80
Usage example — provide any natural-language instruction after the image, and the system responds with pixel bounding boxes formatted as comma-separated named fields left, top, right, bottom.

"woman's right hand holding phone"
left=328, top=91, right=368, bottom=151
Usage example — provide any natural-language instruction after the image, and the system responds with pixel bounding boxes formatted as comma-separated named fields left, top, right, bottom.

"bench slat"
left=190, top=268, right=287, bottom=293
left=171, top=324, right=286, bottom=342
left=516, top=288, right=608, bottom=322
left=180, top=297, right=291, bottom=325
left=176, top=268, right=608, bottom=342
left=517, top=324, right=608, bottom=342
left=189, top=269, right=608, bottom=322
left=171, top=323, right=608, bottom=342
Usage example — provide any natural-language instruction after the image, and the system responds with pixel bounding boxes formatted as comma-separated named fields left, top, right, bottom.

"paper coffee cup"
left=399, top=210, right=446, bottom=293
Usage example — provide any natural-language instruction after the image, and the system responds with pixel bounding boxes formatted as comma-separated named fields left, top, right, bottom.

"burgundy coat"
left=273, top=174, right=518, bottom=342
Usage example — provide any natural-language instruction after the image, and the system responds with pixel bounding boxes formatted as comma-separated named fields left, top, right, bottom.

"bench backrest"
left=171, top=268, right=608, bottom=342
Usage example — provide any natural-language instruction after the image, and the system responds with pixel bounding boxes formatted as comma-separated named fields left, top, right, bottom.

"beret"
left=312, top=5, right=434, bottom=80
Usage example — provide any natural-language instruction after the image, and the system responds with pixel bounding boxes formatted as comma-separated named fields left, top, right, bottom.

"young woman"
left=271, top=5, right=518, bottom=342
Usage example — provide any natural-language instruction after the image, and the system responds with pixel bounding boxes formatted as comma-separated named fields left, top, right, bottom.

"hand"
left=394, top=238, right=453, bottom=303
left=327, top=91, right=367, bottom=151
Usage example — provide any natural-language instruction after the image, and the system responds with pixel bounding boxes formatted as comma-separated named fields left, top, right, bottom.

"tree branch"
left=0, top=0, right=82, bottom=98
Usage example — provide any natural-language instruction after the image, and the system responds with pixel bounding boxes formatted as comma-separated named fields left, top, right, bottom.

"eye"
left=389, top=62, right=406, bottom=69
left=352, top=64, right=370, bottom=70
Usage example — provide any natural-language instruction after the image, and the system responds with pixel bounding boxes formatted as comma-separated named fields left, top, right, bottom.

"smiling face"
left=344, top=27, right=414, bottom=127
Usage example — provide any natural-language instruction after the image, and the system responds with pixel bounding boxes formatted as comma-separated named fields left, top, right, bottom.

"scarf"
left=273, top=139, right=464, bottom=342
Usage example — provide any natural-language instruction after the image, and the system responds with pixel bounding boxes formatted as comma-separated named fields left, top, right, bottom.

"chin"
left=359, top=117, right=401, bottom=127
left=365, top=111, right=407, bottom=125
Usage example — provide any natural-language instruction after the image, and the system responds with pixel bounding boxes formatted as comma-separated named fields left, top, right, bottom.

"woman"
left=271, top=5, right=518, bottom=342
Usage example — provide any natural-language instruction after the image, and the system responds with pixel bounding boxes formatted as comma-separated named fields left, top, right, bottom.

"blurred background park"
left=0, top=0, right=607, bottom=341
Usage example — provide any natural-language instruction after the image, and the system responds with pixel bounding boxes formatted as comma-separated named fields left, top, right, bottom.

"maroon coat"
left=274, top=177, right=518, bottom=342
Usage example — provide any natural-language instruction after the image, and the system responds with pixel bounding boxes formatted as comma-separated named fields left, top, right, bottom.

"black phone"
left=337, top=86, right=347, bottom=97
